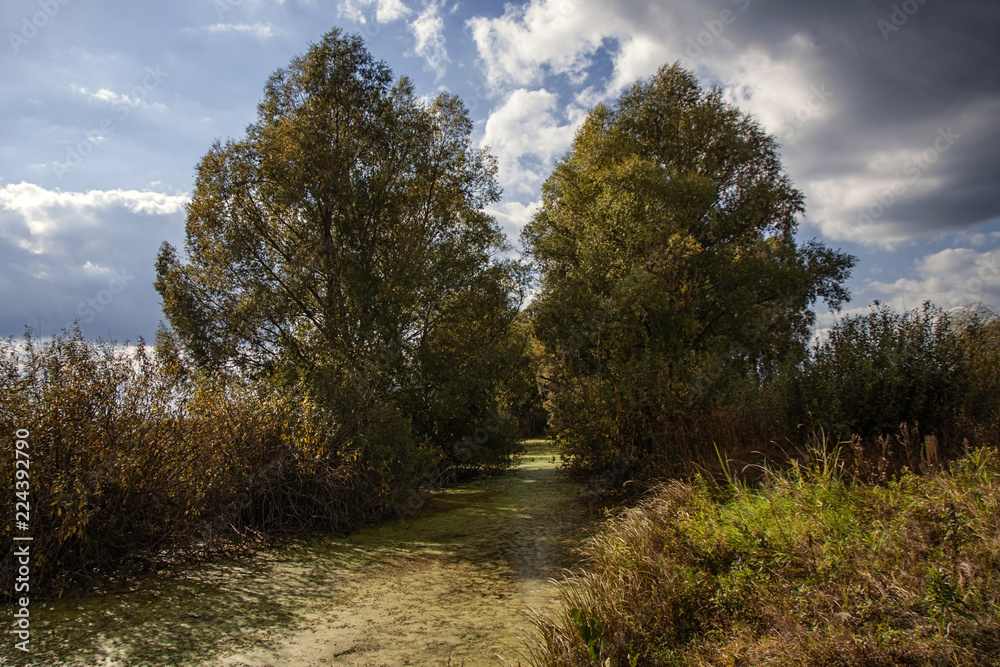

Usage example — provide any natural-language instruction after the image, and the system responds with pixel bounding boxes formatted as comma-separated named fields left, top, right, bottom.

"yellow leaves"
left=666, top=232, right=704, bottom=258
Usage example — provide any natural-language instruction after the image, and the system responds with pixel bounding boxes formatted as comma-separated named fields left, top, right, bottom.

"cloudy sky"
left=2, top=0, right=999, bottom=342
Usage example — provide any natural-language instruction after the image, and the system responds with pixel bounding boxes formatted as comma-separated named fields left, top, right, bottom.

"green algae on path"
left=24, top=440, right=589, bottom=666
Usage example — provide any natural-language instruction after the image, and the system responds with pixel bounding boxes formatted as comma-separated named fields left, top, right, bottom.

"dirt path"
left=30, top=441, right=589, bottom=666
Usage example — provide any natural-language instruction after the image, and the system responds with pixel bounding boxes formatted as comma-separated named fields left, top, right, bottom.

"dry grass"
left=529, top=438, right=1000, bottom=666
left=0, top=331, right=433, bottom=597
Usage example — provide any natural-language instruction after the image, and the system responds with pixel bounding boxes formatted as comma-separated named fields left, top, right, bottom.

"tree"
left=523, top=63, right=855, bottom=469
left=155, top=29, right=524, bottom=468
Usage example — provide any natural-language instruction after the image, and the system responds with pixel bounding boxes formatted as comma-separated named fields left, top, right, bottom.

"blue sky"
left=2, top=0, right=999, bottom=342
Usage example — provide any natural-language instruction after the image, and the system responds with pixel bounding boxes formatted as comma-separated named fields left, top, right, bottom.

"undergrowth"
left=0, top=330, right=438, bottom=597
left=530, top=437, right=1000, bottom=666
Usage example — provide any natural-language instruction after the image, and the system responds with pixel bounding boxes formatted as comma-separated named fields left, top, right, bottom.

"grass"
left=529, top=439, right=1000, bottom=666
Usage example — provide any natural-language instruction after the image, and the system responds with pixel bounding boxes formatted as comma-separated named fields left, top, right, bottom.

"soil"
left=24, top=440, right=592, bottom=666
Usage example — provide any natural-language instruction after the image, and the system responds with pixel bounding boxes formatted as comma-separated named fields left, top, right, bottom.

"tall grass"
left=529, top=440, right=1000, bottom=665
left=0, top=329, right=434, bottom=597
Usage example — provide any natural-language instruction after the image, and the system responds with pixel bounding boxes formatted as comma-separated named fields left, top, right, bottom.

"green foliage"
left=572, top=298, right=1000, bottom=485
left=570, top=608, right=603, bottom=660
left=155, top=29, right=525, bottom=470
left=523, top=63, right=854, bottom=472
left=496, top=313, right=549, bottom=438
left=800, top=302, right=1000, bottom=452
left=530, top=445, right=1000, bottom=666
left=954, top=305, right=1000, bottom=439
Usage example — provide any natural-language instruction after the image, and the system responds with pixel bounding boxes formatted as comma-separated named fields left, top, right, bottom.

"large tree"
left=155, top=30, right=523, bottom=466
left=523, top=63, right=855, bottom=468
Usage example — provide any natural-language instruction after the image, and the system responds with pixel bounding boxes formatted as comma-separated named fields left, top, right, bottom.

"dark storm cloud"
left=3, top=0, right=999, bottom=343
left=724, top=0, right=1000, bottom=240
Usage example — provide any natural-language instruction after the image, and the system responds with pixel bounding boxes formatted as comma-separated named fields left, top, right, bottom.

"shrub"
left=800, top=302, right=1000, bottom=457
left=0, top=329, right=433, bottom=597
left=954, top=305, right=1000, bottom=443
left=530, top=442, right=1000, bottom=666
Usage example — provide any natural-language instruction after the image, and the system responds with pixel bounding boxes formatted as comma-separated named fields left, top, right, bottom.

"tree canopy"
left=523, top=63, right=856, bottom=468
left=156, top=29, right=524, bottom=467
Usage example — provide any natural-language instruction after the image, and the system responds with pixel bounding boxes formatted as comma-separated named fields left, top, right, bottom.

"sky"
left=1, top=0, right=999, bottom=342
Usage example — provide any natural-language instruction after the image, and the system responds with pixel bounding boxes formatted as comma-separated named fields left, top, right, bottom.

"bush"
left=0, top=329, right=434, bottom=597
left=955, top=306, right=1000, bottom=443
left=800, top=302, right=1000, bottom=454
left=530, top=442, right=1000, bottom=666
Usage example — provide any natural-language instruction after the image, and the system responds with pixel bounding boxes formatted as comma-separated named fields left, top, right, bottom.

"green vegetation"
left=530, top=442, right=1000, bottom=666
left=3, top=28, right=999, bottom=667
left=1, top=30, right=531, bottom=598
left=24, top=440, right=582, bottom=666
left=155, top=28, right=526, bottom=473
left=523, top=63, right=855, bottom=479
left=522, top=60, right=1000, bottom=483
left=799, top=302, right=1000, bottom=453
left=522, top=64, right=1000, bottom=666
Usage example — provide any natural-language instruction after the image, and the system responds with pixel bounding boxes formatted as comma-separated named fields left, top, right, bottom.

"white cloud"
left=337, top=0, right=367, bottom=23
left=468, top=0, right=626, bottom=90
left=803, top=127, right=967, bottom=247
left=606, top=33, right=673, bottom=96
left=410, top=1, right=448, bottom=78
left=466, top=0, right=889, bottom=249
left=71, top=84, right=167, bottom=112
left=376, top=0, right=412, bottom=22
left=865, top=247, right=1000, bottom=312
left=184, top=23, right=274, bottom=38
left=0, top=182, right=188, bottom=254
left=463, top=0, right=835, bottom=196
left=465, top=0, right=763, bottom=96
left=959, top=231, right=1000, bottom=248
left=338, top=0, right=412, bottom=24
left=489, top=200, right=541, bottom=244
left=481, top=89, right=580, bottom=195
left=805, top=97, right=1000, bottom=247
left=91, top=88, right=140, bottom=106
left=467, top=2, right=1000, bottom=254
left=0, top=183, right=188, bottom=339
left=715, top=41, right=830, bottom=142
left=0, top=182, right=188, bottom=215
